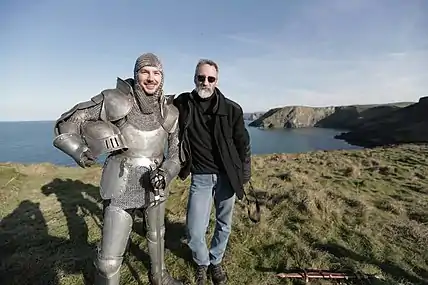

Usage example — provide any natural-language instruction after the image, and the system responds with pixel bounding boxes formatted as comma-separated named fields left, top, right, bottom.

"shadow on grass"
left=253, top=243, right=395, bottom=285
left=132, top=208, right=193, bottom=265
left=0, top=178, right=192, bottom=284
left=246, top=188, right=290, bottom=210
left=314, top=243, right=428, bottom=285
left=40, top=178, right=102, bottom=285
left=0, top=200, right=68, bottom=285
left=164, top=212, right=193, bottom=264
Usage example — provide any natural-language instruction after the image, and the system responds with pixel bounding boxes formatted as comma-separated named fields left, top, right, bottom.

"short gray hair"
left=194, top=59, right=219, bottom=75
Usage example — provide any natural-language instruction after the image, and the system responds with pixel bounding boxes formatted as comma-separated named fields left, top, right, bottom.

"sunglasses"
left=197, top=75, right=216, bottom=83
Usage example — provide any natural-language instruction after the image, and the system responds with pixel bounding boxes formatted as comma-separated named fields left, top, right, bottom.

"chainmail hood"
left=132, top=53, right=164, bottom=114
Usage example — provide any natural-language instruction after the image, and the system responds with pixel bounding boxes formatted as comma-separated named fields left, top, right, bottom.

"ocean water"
left=0, top=121, right=362, bottom=167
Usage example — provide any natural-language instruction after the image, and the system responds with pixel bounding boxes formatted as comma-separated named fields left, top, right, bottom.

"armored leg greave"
left=146, top=201, right=166, bottom=278
left=146, top=201, right=182, bottom=285
left=94, top=202, right=181, bottom=285
left=94, top=205, right=133, bottom=285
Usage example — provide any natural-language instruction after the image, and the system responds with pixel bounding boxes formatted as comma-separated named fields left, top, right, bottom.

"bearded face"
left=194, top=63, right=218, bottom=99
left=136, top=66, right=162, bottom=95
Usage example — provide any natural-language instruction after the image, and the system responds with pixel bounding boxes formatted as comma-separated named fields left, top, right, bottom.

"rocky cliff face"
left=243, top=112, right=264, bottom=121
left=248, top=102, right=414, bottom=129
left=335, top=96, right=428, bottom=147
left=248, top=106, right=336, bottom=128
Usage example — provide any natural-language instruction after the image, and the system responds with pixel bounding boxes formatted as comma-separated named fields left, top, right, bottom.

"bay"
left=0, top=121, right=361, bottom=167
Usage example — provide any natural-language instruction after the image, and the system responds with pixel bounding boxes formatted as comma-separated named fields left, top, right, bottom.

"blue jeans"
left=186, top=173, right=236, bottom=266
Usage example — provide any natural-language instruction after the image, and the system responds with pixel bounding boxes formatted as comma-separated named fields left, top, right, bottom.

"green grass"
left=1, top=144, right=427, bottom=285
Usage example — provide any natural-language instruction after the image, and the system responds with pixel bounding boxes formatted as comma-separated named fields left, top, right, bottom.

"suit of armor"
left=52, top=54, right=183, bottom=285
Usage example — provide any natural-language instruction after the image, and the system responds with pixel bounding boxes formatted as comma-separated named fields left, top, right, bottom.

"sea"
left=0, top=120, right=362, bottom=167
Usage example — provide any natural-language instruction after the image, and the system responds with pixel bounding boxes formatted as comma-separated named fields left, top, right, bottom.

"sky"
left=0, top=0, right=427, bottom=121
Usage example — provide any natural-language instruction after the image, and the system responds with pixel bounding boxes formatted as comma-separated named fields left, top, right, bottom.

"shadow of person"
left=124, top=204, right=193, bottom=269
left=41, top=178, right=102, bottom=243
left=129, top=207, right=193, bottom=266
left=163, top=213, right=193, bottom=265
left=41, top=178, right=103, bottom=285
left=41, top=178, right=154, bottom=284
left=252, top=242, right=394, bottom=285
left=314, top=242, right=428, bottom=285
left=0, top=200, right=65, bottom=285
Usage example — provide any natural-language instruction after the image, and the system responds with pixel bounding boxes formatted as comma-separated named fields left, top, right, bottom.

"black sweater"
left=187, top=92, right=223, bottom=174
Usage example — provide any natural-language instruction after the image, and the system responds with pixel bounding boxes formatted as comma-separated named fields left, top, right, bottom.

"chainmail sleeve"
left=160, top=124, right=181, bottom=187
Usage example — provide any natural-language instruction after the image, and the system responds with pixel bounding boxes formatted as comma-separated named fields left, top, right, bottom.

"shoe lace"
left=197, top=266, right=207, bottom=280
left=211, top=264, right=224, bottom=278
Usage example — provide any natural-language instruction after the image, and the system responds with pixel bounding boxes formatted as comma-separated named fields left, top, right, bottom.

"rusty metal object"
left=276, top=269, right=383, bottom=283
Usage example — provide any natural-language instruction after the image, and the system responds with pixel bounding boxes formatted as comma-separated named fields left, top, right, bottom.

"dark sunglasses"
left=197, top=75, right=216, bottom=83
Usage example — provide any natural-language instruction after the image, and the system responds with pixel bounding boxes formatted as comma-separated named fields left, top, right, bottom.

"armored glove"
left=78, top=150, right=96, bottom=168
left=150, top=168, right=167, bottom=198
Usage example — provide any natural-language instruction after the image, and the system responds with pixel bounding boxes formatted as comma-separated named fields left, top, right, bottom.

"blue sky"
left=1, top=0, right=427, bottom=121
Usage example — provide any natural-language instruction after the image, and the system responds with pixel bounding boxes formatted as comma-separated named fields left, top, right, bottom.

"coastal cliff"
left=243, top=112, right=264, bottom=121
left=248, top=102, right=414, bottom=129
left=335, top=96, right=428, bottom=147
left=248, top=106, right=336, bottom=129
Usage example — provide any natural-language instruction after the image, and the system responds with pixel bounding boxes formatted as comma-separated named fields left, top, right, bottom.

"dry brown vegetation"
left=1, top=144, right=427, bottom=285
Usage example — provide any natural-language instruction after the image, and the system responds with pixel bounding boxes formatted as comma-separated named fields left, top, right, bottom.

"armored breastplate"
left=98, top=120, right=168, bottom=200
left=119, top=121, right=167, bottom=162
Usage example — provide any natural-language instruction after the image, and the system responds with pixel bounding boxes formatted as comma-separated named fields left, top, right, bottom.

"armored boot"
left=146, top=201, right=183, bottom=285
left=148, top=269, right=183, bottom=285
left=94, top=206, right=133, bottom=285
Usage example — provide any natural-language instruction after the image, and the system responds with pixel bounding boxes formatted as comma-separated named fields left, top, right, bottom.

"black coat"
left=173, top=88, right=251, bottom=200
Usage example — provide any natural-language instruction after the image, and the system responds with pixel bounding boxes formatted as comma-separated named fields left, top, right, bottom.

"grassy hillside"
left=1, top=145, right=427, bottom=285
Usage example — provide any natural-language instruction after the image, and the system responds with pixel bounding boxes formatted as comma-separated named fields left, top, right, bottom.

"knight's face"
left=137, top=66, right=162, bottom=95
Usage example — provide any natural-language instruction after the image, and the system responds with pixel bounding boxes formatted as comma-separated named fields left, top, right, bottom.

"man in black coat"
left=173, top=59, right=251, bottom=285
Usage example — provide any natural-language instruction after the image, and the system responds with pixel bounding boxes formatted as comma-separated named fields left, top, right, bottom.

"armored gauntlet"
left=53, top=133, right=96, bottom=168
left=150, top=168, right=167, bottom=199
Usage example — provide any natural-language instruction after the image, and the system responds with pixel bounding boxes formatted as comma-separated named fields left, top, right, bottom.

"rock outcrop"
left=248, top=106, right=336, bottom=129
left=243, top=112, right=264, bottom=121
left=248, top=102, right=414, bottom=129
left=335, top=96, right=428, bottom=147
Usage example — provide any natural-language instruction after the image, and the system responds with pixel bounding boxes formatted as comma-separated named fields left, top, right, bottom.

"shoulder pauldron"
left=99, top=77, right=134, bottom=122
left=53, top=93, right=104, bottom=135
left=161, top=94, right=179, bottom=133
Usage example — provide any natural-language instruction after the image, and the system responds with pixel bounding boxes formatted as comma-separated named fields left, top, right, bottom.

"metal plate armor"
left=81, top=121, right=127, bottom=157
left=52, top=73, right=183, bottom=285
left=99, top=121, right=168, bottom=200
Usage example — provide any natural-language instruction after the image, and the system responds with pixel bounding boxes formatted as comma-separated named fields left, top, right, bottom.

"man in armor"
left=52, top=53, right=183, bottom=285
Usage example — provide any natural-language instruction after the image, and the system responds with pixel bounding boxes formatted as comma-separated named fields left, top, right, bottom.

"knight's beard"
left=197, top=87, right=213, bottom=99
